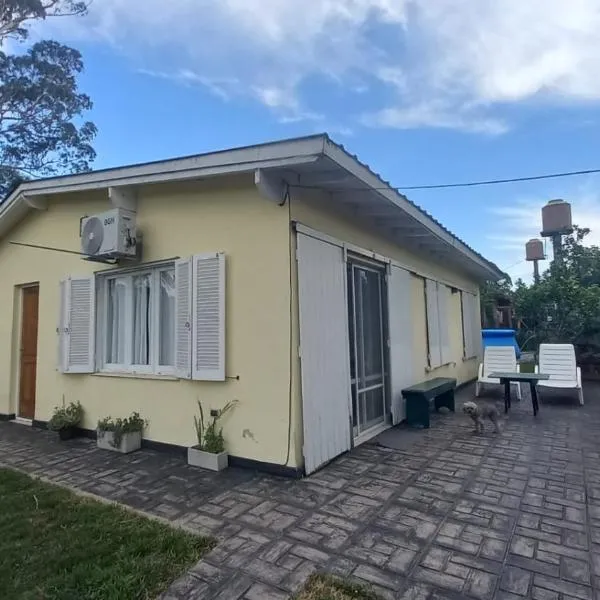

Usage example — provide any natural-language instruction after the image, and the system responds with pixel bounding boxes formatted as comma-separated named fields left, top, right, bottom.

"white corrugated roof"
left=0, top=133, right=505, bottom=281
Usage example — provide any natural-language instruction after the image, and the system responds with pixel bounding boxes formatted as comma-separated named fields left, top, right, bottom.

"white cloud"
left=34, top=0, right=600, bottom=131
left=139, top=69, right=239, bottom=100
left=363, top=101, right=509, bottom=135
left=485, top=181, right=600, bottom=282
left=252, top=85, right=323, bottom=123
left=422, top=1, right=600, bottom=104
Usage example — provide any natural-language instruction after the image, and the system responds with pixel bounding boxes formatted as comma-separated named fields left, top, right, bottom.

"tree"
left=1, top=1, right=86, bottom=42
left=480, top=278, right=513, bottom=328
left=559, top=226, right=600, bottom=287
left=511, top=226, right=600, bottom=353
left=0, top=0, right=95, bottom=199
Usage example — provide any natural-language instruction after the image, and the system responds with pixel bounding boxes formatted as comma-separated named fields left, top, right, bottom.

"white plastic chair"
left=476, top=346, right=522, bottom=400
left=536, top=344, right=584, bottom=405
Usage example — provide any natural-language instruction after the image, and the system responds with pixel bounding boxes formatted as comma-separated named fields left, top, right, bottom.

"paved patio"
left=1, top=383, right=600, bottom=600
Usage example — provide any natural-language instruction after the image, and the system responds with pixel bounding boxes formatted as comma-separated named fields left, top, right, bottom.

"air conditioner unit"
left=80, top=208, right=137, bottom=260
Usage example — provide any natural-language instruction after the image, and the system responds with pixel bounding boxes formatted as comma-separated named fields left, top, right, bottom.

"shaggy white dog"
left=462, top=401, right=500, bottom=434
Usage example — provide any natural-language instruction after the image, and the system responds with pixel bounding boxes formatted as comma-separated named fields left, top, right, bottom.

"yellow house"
left=0, top=134, right=504, bottom=476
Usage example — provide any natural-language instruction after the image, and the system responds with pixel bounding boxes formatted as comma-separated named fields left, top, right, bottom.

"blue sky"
left=33, top=0, right=600, bottom=281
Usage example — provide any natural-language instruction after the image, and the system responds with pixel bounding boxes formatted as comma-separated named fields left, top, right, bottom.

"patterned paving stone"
left=3, top=383, right=600, bottom=599
left=243, top=582, right=290, bottom=600
left=286, top=513, right=360, bottom=549
left=344, top=529, right=419, bottom=573
left=352, top=564, right=402, bottom=590
left=500, top=566, right=532, bottom=595
left=322, top=491, right=383, bottom=521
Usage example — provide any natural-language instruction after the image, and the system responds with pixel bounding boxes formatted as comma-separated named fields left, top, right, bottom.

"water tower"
left=525, top=238, right=545, bottom=283
left=541, top=199, right=573, bottom=262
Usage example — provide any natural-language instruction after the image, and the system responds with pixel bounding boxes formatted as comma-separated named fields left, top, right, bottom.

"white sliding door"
left=297, top=232, right=352, bottom=475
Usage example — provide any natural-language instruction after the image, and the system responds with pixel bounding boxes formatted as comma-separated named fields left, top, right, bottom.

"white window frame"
left=96, top=264, right=176, bottom=376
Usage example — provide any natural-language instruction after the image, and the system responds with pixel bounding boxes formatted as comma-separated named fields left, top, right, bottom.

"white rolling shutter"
left=175, top=257, right=193, bottom=379
left=388, top=266, right=413, bottom=424
left=192, top=253, right=226, bottom=381
left=439, top=284, right=452, bottom=366
left=297, top=232, right=351, bottom=474
left=425, top=279, right=441, bottom=368
left=65, top=276, right=95, bottom=374
left=57, top=279, right=67, bottom=373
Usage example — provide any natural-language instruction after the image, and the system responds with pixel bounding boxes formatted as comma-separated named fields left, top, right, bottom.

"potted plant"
left=48, top=399, right=83, bottom=440
left=97, top=412, right=146, bottom=454
left=188, top=399, right=237, bottom=471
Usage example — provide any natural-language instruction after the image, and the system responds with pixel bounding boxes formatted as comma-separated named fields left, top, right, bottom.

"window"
left=99, top=265, right=176, bottom=375
left=425, top=280, right=451, bottom=369
left=57, top=253, right=226, bottom=381
left=461, top=291, right=481, bottom=359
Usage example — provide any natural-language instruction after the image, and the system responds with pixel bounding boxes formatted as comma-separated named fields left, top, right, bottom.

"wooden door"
left=19, top=285, right=39, bottom=419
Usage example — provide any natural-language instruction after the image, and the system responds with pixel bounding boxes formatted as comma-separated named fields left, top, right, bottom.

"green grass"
left=0, top=468, right=215, bottom=600
left=296, top=575, right=381, bottom=600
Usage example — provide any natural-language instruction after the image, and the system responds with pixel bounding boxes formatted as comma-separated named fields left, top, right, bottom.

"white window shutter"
left=192, top=253, right=226, bottom=381
left=438, top=284, right=452, bottom=365
left=461, top=292, right=472, bottom=358
left=462, top=292, right=481, bottom=359
left=425, top=279, right=441, bottom=368
left=471, top=294, right=482, bottom=358
left=65, top=276, right=95, bottom=374
left=175, top=257, right=193, bottom=379
left=464, top=292, right=475, bottom=359
left=388, top=266, right=413, bottom=425
left=57, top=279, right=67, bottom=372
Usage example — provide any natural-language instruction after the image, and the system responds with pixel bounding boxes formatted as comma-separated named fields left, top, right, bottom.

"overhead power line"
left=397, top=168, right=600, bottom=190
left=292, top=167, right=600, bottom=192
left=504, top=259, right=526, bottom=271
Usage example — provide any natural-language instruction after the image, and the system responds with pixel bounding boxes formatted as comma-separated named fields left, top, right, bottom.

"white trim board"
left=293, top=222, right=479, bottom=295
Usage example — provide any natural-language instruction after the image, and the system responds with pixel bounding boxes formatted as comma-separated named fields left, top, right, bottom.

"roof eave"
left=0, top=134, right=328, bottom=231
left=322, top=139, right=505, bottom=283
left=0, top=133, right=504, bottom=282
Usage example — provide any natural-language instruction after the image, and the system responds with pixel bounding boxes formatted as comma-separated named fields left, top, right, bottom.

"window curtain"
left=133, top=274, right=152, bottom=365
left=106, top=278, right=127, bottom=364
left=159, top=269, right=176, bottom=366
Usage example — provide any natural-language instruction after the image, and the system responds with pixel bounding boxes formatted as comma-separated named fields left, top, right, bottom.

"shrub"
left=48, top=400, right=83, bottom=432
left=97, top=412, right=146, bottom=448
left=194, top=399, right=237, bottom=454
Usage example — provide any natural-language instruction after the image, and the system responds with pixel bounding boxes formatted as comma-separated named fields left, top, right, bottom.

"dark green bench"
left=402, top=377, right=457, bottom=428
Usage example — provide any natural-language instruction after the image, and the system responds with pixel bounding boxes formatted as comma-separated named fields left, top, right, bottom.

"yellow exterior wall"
left=0, top=177, right=301, bottom=468
left=290, top=192, right=481, bottom=390
left=0, top=174, right=486, bottom=474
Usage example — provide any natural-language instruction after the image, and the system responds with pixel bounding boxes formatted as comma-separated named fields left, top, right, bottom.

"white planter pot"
left=97, top=430, right=142, bottom=454
left=187, top=446, right=228, bottom=471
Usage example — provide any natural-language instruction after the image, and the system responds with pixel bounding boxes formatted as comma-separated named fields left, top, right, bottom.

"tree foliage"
left=480, top=278, right=513, bottom=328
left=0, top=0, right=95, bottom=199
left=511, top=226, right=600, bottom=354
left=1, top=0, right=86, bottom=42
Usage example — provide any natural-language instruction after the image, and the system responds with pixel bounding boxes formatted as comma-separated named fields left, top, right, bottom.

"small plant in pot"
left=188, top=399, right=237, bottom=471
left=48, top=399, right=83, bottom=440
left=97, top=412, right=147, bottom=454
